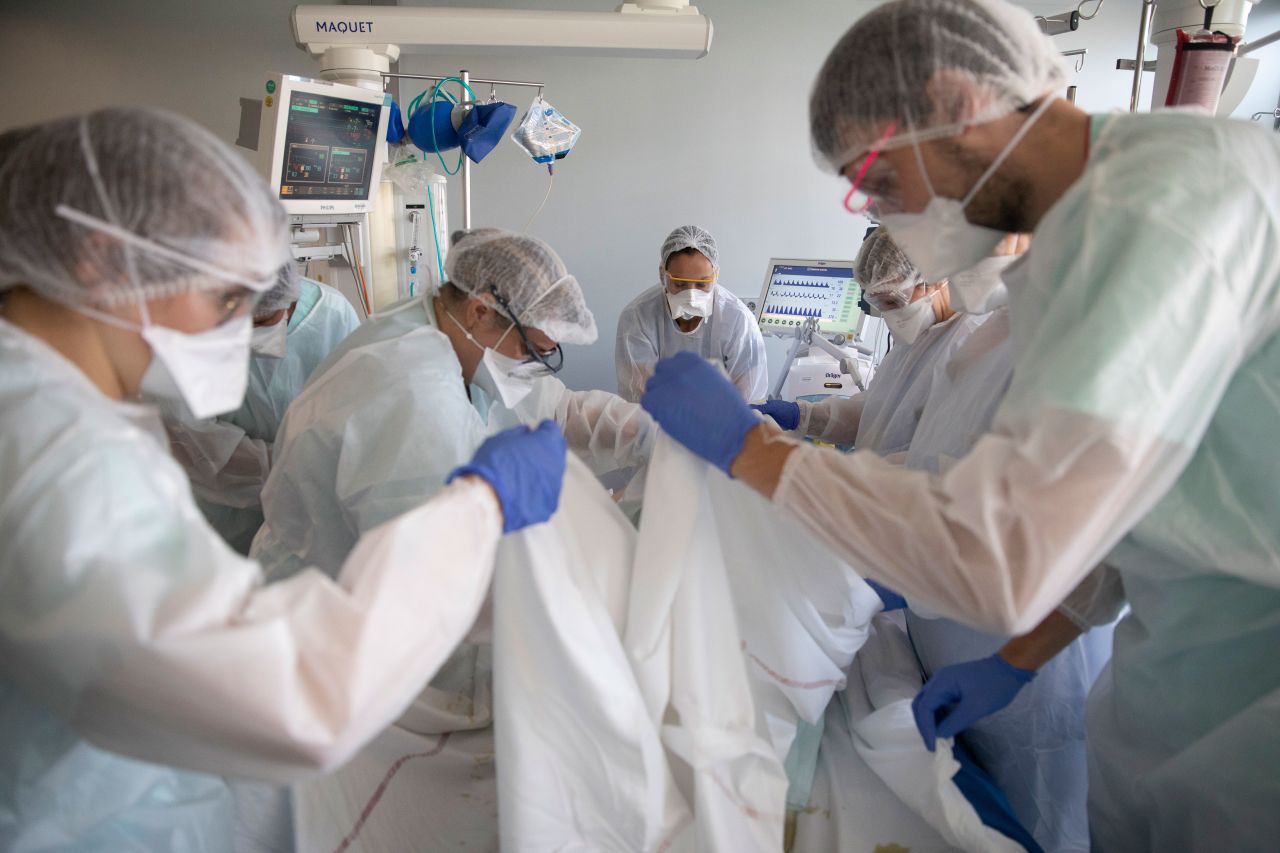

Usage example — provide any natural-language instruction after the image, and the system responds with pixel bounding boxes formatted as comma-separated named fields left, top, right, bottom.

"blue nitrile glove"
left=750, top=399, right=801, bottom=431
left=867, top=578, right=907, bottom=612
left=640, top=352, right=759, bottom=476
left=912, top=653, right=1036, bottom=752
left=950, top=741, right=1045, bottom=853
left=448, top=420, right=567, bottom=533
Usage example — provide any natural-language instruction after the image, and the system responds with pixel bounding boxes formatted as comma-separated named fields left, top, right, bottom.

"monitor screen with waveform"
left=757, top=261, right=861, bottom=338
left=278, top=91, right=380, bottom=203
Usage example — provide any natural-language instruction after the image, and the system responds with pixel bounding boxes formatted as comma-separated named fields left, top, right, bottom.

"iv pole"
left=1130, top=0, right=1158, bottom=111
left=380, top=70, right=547, bottom=230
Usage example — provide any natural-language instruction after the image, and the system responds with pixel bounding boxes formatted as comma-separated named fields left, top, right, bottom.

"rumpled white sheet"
left=494, top=436, right=1023, bottom=852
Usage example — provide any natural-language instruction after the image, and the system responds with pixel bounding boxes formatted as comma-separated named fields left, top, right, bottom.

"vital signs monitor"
left=255, top=74, right=391, bottom=215
left=755, top=258, right=862, bottom=338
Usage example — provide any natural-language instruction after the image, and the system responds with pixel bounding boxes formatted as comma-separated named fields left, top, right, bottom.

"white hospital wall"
left=1, top=0, right=1277, bottom=394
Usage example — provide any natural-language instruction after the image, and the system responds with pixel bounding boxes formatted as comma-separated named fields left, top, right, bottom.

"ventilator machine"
left=753, top=257, right=881, bottom=402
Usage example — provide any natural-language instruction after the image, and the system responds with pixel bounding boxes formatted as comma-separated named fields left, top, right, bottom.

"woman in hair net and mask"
left=0, top=108, right=566, bottom=851
left=615, top=224, right=767, bottom=402
left=161, top=259, right=360, bottom=553
left=251, top=227, right=658, bottom=850
left=754, top=227, right=994, bottom=457
left=639, top=0, right=1280, bottom=848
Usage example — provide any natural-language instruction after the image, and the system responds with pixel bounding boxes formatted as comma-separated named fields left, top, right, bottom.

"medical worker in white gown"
left=162, top=260, right=360, bottom=552
left=615, top=224, right=767, bottom=402
left=0, top=108, right=566, bottom=851
left=763, top=230, right=1097, bottom=850
left=252, top=228, right=657, bottom=850
left=899, top=234, right=1118, bottom=852
left=640, top=0, right=1280, bottom=848
left=754, top=227, right=985, bottom=457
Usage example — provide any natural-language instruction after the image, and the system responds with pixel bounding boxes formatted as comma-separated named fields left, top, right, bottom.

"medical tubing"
left=407, top=82, right=457, bottom=124
left=343, top=223, right=371, bottom=316
left=522, top=168, right=555, bottom=233
left=426, top=77, right=477, bottom=176
left=427, top=182, right=445, bottom=284
left=407, top=82, right=458, bottom=169
left=1077, top=0, right=1104, bottom=21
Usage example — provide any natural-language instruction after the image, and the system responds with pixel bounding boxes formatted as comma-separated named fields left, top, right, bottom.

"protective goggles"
left=842, top=120, right=899, bottom=215
left=491, top=289, right=564, bottom=374
left=863, top=278, right=923, bottom=313
left=663, top=273, right=717, bottom=290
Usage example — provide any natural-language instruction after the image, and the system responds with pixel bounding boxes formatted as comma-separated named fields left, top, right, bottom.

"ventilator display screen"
left=277, top=91, right=380, bottom=202
left=757, top=261, right=861, bottom=337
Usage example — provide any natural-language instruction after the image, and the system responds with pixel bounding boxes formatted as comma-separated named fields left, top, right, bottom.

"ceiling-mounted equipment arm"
left=293, top=3, right=713, bottom=83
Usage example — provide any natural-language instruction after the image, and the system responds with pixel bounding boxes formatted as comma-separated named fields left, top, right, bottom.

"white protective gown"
left=903, top=306, right=1116, bottom=852
left=797, top=311, right=987, bottom=454
left=252, top=292, right=656, bottom=850
left=615, top=283, right=768, bottom=403
left=255, top=292, right=655, bottom=578
left=0, top=317, right=503, bottom=852
left=771, top=112, right=1280, bottom=850
left=164, top=279, right=360, bottom=553
left=787, top=311, right=988, bottom=842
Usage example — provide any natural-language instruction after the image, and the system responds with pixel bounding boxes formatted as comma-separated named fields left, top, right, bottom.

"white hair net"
left=857, top=228, right=922, bottom=291
left=254, top=259, right=303, bottom=318
left=660, top=225, right=719, bottom=268
left=809, top=0, right=1067, bottom=172
left=445, top=228, right=597, bottom=346
left=0, top=108, right=289, bottom=308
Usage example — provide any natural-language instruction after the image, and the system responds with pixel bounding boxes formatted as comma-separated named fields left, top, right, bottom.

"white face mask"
left=249, top=319, right=288, bottom=359
left=880, top=98, right=1053, bottom=282
left=948, top=254, right=1018, bottom=314
left=880, top=294, right=936, bottom=345
left=139, top=315, right=253, bottom=419
left=473, top=348, right=543, bottom=409
left=76, top=301, right=253, bottom=419
left=444, top=308, right=547, bottom=410
left=665, top=287, right=714, bottom=322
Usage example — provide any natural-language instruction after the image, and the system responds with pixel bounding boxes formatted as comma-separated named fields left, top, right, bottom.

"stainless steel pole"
left=461, top=69, right=472, bottom=230
left=1130, top=0, right=1157, bottom=112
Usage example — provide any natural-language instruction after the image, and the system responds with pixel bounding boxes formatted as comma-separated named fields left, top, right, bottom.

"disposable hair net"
left=857, top=228, right=922, bottom=292
left=809, top=0, right=1067, bottom=172
left=0, top=125, right=37, bottom=164
left=660, top=224, right=719, bottom=268
left=445, top=228, right=597, bottom=346
left=254, top=259, right=303, bottom=318
left=0, top=107, right=289, bottom=308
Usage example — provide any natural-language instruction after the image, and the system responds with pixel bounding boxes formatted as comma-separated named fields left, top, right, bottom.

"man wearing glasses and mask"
left=249, top=228, right=657, bottom=850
